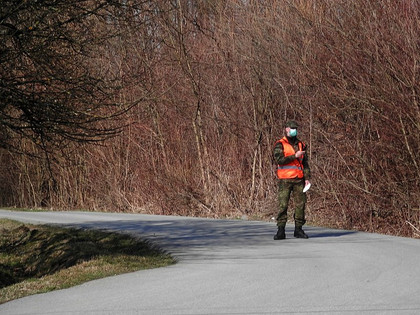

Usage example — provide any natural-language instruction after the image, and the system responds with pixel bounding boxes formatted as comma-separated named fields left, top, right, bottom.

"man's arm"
left=302, top=144, right=311, bottom=180
left=273, top=142, right=296, bottom=165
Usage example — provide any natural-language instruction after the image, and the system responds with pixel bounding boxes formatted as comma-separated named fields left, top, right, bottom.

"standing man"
left=273, top=120, right=311, bottom=239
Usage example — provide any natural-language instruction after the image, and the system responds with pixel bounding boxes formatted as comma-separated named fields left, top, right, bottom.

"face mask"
left=289, top=128, right=297, bottom=137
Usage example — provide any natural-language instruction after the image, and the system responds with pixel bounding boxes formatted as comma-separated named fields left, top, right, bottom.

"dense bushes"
left=1, top=1, right=419, bottom=237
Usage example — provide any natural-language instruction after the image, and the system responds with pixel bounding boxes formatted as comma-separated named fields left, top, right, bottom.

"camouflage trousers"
left=276, top=178, right=307, bottom=228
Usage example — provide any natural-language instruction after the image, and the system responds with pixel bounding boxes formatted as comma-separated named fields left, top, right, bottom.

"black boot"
left=294, top=226, right=309, bottom=239
left=274, top=226, right=286, bottom=240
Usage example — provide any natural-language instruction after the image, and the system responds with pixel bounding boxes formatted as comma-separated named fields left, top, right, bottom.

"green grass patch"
left=0, top=219, right=175, bottom=304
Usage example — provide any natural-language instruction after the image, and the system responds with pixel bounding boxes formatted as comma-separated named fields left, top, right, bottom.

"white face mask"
left=289, top=128, right=297, bottom=137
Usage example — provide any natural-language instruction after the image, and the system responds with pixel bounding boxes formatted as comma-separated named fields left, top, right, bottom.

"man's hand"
left=295, top=150, right=305, bottom=158
left=303, top=179, right=311, bottom=193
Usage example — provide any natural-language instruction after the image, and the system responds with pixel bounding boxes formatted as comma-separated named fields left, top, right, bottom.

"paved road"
left=0, top=210, right=420, bottom=315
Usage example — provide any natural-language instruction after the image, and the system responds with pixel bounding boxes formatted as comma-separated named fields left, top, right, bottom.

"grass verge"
left=0, top=219, right=175, bottom=304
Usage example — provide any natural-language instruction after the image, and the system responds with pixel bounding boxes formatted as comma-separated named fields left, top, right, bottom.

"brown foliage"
left=1, top=0, right=419, bottom=237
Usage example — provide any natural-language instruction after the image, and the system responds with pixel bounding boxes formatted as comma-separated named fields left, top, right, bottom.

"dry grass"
left=0, top=219, right=175, bottom=304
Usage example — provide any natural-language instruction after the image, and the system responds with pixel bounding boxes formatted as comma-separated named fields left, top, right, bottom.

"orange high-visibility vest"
left=275, top=137, right=304, bottom=179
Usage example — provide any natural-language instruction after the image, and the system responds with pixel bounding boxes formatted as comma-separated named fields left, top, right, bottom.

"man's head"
left=285, top=120, right=298, bottom=137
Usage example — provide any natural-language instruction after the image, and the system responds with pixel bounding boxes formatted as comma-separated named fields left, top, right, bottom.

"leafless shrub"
left=1, top=0, right=418, bottom=237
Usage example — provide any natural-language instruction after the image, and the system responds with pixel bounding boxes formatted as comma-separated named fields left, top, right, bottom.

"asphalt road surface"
left=1, top=210, right=420, bottom=315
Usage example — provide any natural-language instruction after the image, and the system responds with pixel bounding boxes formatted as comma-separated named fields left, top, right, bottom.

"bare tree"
left=1, top=0, right=418, bottom=237
left=0, top=0, right=138, bottom=156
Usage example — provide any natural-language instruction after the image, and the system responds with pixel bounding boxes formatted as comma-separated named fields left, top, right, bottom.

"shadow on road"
left=57, top=218, right=357, bottom=260
left=303, top=227, right=357, bottom=238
